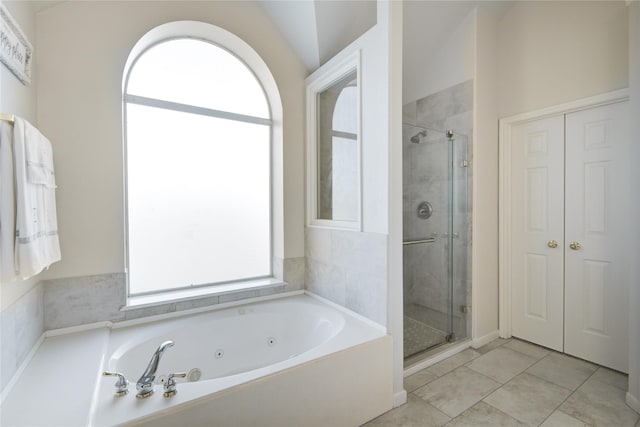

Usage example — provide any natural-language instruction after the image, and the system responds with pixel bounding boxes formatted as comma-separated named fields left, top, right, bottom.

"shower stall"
left=402, top=123, right=471, bottom=360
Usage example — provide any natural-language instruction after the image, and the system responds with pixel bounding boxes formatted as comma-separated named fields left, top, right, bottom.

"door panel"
left=511, top=115, right=565, bottom=351
left=564, top=101, right=629, bottom=372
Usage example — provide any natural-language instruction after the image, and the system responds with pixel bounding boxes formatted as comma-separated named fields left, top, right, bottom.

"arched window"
left=123, top=25, right=273, bottom=298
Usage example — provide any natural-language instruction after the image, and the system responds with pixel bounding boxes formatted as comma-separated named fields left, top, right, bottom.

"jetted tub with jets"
left=0, top=292, right=393, bottom=427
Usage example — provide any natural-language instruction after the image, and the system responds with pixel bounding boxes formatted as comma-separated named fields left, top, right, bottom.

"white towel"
left=13, top=117, right=61, bottom=279
left=0, top=121, right=17, bottom=282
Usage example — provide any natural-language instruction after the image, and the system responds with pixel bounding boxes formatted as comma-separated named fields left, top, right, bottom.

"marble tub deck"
left=365, top=338, right=640, bottom=427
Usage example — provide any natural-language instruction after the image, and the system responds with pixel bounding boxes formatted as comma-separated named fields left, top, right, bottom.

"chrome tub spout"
left=136, top=340, right=174, bottom=398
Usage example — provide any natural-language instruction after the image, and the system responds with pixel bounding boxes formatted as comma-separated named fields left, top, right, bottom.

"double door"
left=510, top=101, right=629, bottom=372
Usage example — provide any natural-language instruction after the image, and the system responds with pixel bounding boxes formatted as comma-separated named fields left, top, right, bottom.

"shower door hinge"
left=461, top=160, right=469, bottom=168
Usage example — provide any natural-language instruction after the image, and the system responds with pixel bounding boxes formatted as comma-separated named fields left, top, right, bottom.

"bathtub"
left=1, top=292, right=393, bottom=427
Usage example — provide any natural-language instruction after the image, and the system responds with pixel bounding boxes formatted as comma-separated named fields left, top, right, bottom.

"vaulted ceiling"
left=258, top=0, right=377, bottom=72
left=258, top=1, right=513, bottom=74
left=32, top=1, right=512, bottom=76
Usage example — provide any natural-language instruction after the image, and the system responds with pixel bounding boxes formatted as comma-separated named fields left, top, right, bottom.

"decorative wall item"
left=0, top=4, right=32, bottom=85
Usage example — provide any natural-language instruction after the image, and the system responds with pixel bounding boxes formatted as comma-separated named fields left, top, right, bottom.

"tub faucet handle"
left=103, top=371, right=129, bottom=397
left=163, top=372, right=186, bottom=397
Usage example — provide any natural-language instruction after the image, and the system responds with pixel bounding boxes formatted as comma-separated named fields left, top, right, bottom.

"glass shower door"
left=402, top=124, right=470, bottom=359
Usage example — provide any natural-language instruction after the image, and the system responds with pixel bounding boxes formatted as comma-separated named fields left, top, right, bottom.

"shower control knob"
left=417, top=201, right=433, bottom=220
left=547, top=240, right=559, bottom=248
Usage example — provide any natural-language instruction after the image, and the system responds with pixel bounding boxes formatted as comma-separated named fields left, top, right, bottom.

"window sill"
left=123, top=277, right=285, bottom=311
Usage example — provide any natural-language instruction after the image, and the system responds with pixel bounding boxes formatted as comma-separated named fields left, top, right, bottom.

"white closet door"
left=511, top=115, right=565, bottom=351
left=564, top=101, right=629, bottom=372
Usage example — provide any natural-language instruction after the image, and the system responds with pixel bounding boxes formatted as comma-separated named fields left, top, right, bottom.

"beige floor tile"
left=503, top=339, right=551, bottom=360
left=526, top=352, right=598, bottom=390
left=405, top=369, right=439, bottom=393
left=363, top=394, right=451, bottom=427
left=425, top=349, right=482, bottom=378
left=466, top=347, right=538, bottom=384
left=560, top=375, right=640, bottom=427
left=483, top=372, right=572, bottom=426
left=540, top=410, right=590, bottom=427
left=589, top=366, right=628, bottom=391
left=414, top=366, right=500, bottom=418
left=445, top=401, right=526, bottom=427
left=474, top=338, right=511, bottom=355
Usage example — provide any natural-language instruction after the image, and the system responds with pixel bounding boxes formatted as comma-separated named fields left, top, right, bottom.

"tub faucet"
left=136, top=340, right=174, bottom=398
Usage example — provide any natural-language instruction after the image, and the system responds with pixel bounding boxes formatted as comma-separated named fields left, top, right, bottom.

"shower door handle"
left=547, top=240, right=559, bottom=248
left=403, top=238, right=436, bottom=246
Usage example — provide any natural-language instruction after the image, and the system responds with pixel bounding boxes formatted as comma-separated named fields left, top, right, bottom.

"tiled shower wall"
left=402, top=79, right=473, bottom=337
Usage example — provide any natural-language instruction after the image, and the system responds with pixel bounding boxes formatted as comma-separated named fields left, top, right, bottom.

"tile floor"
left=364, top=338, right=640, bottom=427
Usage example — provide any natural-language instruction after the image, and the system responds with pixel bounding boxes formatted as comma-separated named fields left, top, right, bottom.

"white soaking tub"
left=1, top=292, right=393, bottom=427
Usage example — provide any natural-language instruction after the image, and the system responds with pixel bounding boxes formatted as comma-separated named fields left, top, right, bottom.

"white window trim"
left=121, top=21, right=284, bottom=307
left=305, top=50, right=362, bottom=231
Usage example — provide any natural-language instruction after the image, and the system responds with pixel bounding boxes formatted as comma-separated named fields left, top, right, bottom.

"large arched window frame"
left=122, top=21, right=283, bottom=305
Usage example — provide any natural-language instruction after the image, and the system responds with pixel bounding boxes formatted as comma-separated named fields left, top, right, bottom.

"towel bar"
left=0, top=113, right=15, bottom=124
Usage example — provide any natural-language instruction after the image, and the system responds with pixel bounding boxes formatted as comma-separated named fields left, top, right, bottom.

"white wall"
left=306, top=6, right=390, bottom=234
left=301, top=0, right=407, bottom=407
left=0, top=1, right=40, bottom=311
left=34, top=1, right=306, bottom=281
left=493, top=0, right=636, bottom=406
left=471, top=6, right=499, bottom=344
left=386, top=0, right=405, bottom=407
left=305, top=0, right=391, bottom=322
left=497, top=1, right=628, bottom=117
left=420, top=0, right=634, bottom=350
left=626, top=0, right=640, bottom=414
left=468, top=0, right=630, bottom=347
left=403, top=6, right=475, bottom=104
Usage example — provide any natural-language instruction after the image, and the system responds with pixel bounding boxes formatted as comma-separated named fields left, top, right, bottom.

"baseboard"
left=472, top=330, right=500, bottom=349
left=393, top=389, right=408, bottom=407
left=627, top=392, right=640, bottom=414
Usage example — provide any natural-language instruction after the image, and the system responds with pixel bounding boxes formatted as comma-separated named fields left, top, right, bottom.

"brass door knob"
left=547, top=240, right=559, bottom=248
left=569, top=242, right=581, bottom=250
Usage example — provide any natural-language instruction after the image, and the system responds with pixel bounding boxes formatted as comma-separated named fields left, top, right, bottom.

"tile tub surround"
left=305, top=227, right=387, bottom=326
left=402, top=80, right=473, bottom=331
left=1, top=259, right=304, bottom=393
left=43, top=259, right=305, bottom=330
left=273, top=256, right=306, bottom=290
left=0, top=282, right=44, bottom=393
left=366, top=338, right=640, bottom=427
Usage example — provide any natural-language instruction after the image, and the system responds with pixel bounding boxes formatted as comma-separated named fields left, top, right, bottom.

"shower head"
left=410, top=130, right=427, bottom=144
